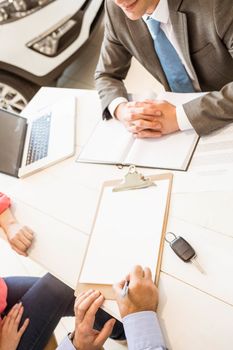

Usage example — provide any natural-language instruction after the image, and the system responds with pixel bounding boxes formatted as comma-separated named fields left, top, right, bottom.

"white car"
left=0, top=0, right=104, bottom=112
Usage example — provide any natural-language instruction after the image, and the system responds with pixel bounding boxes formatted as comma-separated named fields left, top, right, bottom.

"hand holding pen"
left=121, top=280, right=130, bottom=297
left=113, top=265, right=159, bottom=319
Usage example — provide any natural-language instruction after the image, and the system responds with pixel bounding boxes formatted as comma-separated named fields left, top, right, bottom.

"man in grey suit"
left=95, top=0, right=233, bottom=137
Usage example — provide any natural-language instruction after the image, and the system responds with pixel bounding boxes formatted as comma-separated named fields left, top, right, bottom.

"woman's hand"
left=0, top=208, right=34, bottom=256
left=0, top=303, right=29, bottom=350
left=5, top=223, right=34, bottom=256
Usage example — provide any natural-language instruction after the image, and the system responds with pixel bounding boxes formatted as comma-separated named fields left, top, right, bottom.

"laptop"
left=0, top=96, right=76, bottom=178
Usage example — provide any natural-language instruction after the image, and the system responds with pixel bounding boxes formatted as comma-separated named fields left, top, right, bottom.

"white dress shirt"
left=108, top=0, right=194, bottom=131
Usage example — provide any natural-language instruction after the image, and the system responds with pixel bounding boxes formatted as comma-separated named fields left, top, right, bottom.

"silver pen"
left=121, top=280, right=130, bottom=297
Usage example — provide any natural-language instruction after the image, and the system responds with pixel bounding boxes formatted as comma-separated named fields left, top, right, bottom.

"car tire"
left=0, top=71, right=39, bottom=113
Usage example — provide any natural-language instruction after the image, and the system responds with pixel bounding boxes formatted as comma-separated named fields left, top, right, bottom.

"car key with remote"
left=165, top=232, right=205, bottom=274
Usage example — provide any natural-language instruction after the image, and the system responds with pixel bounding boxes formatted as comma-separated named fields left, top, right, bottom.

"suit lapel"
left=168, top=0, right=201, bottom=90
left=126, top=19, right=170, bottom=90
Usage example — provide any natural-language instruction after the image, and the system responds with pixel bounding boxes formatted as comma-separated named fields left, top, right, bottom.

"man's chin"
left=123, top=10, right=141, bottom=20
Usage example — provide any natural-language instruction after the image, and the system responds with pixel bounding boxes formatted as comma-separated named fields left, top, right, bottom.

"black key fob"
left=170, top=236, right=196, bottom=262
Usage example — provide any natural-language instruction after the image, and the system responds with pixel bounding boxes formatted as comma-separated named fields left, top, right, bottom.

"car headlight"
left=27, top=9, right=85, bottom=57
left=28, top=18, right=78, bottom=56
left=0, top=0, right=55, bottom=24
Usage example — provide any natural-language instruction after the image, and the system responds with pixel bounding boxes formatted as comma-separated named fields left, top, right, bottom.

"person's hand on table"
left=115, top=100, right=179, bottom=138
left=0, top=208, right=34, bottom=256
left=72, top=290, right=116, bottom=350
left=5, top=223, right=34, bottom=257
left=0, top=303, right=29, bottom=350
left=113, top=265, right=158, bottom=318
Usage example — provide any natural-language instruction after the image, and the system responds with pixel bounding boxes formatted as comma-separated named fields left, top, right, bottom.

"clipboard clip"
left=113, top=165, right=156, bottom=192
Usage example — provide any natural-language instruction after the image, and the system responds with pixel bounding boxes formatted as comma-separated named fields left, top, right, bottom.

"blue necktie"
left=146, top=18, right=195, bottom=92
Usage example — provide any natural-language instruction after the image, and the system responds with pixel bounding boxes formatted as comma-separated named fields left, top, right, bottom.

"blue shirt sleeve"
left=123, top=311, right=166, bottom=350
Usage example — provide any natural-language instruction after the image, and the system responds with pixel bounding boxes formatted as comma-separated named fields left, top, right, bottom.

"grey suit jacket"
left=95, top=0, right=233, bottom=136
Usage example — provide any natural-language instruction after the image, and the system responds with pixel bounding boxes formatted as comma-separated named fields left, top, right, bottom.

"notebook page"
left=78, top=119, right=133, bottom=164
left=125, top=130, right=198, bottom=170
left=79, top=179, right=170, bottom=284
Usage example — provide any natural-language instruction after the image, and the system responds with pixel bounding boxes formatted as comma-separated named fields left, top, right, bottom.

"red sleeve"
left=0, top=193, right=11, bottom=214
left=0, top=278, right=7, bottom=314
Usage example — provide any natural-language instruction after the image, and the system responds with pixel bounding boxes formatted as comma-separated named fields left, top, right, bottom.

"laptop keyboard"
left=26, top=113, right=51, bottom=165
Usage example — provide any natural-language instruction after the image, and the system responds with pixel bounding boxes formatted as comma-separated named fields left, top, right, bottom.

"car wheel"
left=0, top=72, right=39, bottom=113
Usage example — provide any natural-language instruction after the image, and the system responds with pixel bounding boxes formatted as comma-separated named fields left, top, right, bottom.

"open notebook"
left=75, top=172, right=173, bottom=302
left=77, top=92, right=205, bottom=171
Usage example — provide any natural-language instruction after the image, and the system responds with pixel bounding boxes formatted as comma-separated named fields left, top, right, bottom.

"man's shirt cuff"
left=123, top=311, right=166, bottom=350
left=56, top=335, right=76, bottom=350
left=108, top=97, right=128, bottom=118
left=176, top=105, right=194, bottom=130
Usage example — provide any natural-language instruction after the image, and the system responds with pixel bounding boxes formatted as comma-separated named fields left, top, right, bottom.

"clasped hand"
left=115, top=100, right=179, bottom=137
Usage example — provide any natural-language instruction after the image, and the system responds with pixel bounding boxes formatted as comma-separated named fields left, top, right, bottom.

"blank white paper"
left=79, top=178, right=170, bottom=285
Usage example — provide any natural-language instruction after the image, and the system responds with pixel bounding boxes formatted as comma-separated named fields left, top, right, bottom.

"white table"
left=1, top=87, right=233, bottom=350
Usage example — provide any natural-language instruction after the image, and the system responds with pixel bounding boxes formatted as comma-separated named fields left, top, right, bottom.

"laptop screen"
left=0, top=109, right=27, bottom=177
